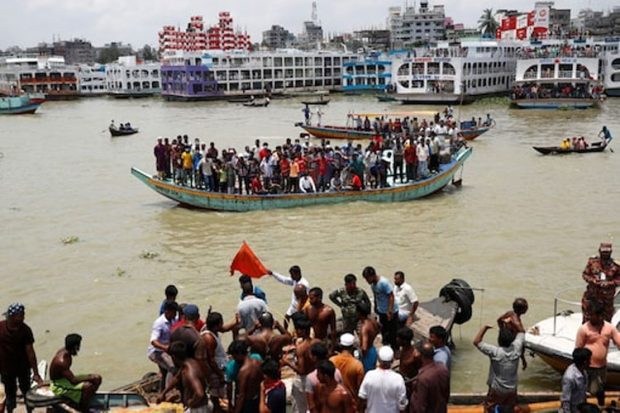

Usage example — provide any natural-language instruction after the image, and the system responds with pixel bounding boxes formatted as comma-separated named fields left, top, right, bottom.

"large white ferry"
left=160, top=50, right=359, bottom=100
left=105, top=56, right=161, bottom=98
left=391, top=40, right=518, bottom=104
left=510, top=39, right=605, bottom=109
left=0, top=55, right=79, bottom=100
left=77, top=65, right=107, bottom=96
left=601, top=39, right=620, bottom=97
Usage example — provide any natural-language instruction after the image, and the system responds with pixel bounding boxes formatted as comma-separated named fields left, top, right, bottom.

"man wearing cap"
left=329, top=333, right=365, bottom=401
left=170, top=305, right=208, bottom=364
left=329, top=274, right=371, bottom=334
left=358, top=346, right=408, bottom=413
left=582, top=242, right=620, bottom=322
left=0, top=303, right=43, bottom=413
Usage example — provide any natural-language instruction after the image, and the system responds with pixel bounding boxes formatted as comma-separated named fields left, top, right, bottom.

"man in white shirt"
left=237, top=283, right=268, bottom=332
left=358, top=346, right=408, bottom=413
left=299, top=173, right=317, bottom=193
left=393, top=271, right=418, bottom=325
left=267, top=265, right=310, bottom=319
left=147, top=301, right=178, bottom=390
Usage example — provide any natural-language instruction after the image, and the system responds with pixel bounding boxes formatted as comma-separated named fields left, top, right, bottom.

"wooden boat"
left=0, top=96, right=42, bottom=115
left=448, top=393, right=620, bottom=412
left=301, top=99, right=330, bottom=105
left=459, top=126, right=492, bottom=141
left=296, top=123, right=377, bottom=141
left=131, top=147, right=472, bottom=212
left=533, top=140, right=610, bottom=155
left=110, top=126, right=139, bottom=137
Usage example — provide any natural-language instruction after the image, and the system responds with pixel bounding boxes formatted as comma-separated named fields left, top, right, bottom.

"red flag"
left=230, top=242, right=268, bottom=278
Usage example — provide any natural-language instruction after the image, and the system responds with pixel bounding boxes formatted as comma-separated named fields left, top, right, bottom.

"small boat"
left=131, top=147, right=472, bottom=212
left=533, top=139, right=611, bottom=155
left=511, top=97, right=600, bottom=110
left=525, top=290, right=620, bottom=386
left=109, top=126, right=139, bottom=137
left=26, top=384, right=151, bottom=412
left=0, top=95, right=42, bottom=115
left=301, top=98, right=330, bottom=105
left=456, top=120, right=495, bottom=141
left=376, top=94, right=397, bottom=102
left=447, top=393, right=620, bottom=412
left=296, top=123, right=377, bottom=141
left=243, top=99, right=270, bottom=107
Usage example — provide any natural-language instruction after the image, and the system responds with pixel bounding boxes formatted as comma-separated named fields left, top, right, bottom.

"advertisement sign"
left=534, top=7, right=549, bottom=29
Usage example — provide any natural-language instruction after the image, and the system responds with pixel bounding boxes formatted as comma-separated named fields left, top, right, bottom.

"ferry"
left=601, top=39, right=620, bottom=97
left=510, top=39, right=604, bottom=109
left=160, top=50, right=358, bottom=101
left=77, top=65, right=107, bottom=96
left=342, top=53, right=393, bottom=94
left=392, top=40, right=518, bottom=104
left=0, top=55, right=79, bottom=100
left=105, top=56, right=161, bottom=98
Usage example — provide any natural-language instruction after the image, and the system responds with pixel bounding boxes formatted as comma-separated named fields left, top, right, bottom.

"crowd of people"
left=109, top=120, right=134, bottom=131
left=558, top=126, right=611, bottom=150
left=511, top=83, right=603, bottom=100
left=2, top=243, right=617, bottom=413
left=515, top=44, right=602, bottom=59
left=152, top=109, right=473, bottom=195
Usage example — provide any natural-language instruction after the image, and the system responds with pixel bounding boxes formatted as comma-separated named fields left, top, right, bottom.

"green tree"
left=96, top=44, right=120, bottom=64
left=138, top=44, right=157, bottom=62
left=478, top=9, right=499, bottom=37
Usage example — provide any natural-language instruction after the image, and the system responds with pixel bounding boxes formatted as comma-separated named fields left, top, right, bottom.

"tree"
left=138, top=44, right=157, bottom=62
left=96, top=44, right=120, bottom=64
left=478, top=9, right=499, bottom=37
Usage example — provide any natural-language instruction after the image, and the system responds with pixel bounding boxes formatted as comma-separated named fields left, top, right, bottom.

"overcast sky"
left=1, top=0, right=614, bottom=50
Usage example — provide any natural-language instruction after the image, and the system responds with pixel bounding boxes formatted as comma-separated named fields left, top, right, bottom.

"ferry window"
left=472, top=63, right=477, bottom=74
left=412, top=63, right=423, bottom=75
left=525, top=65, right=538, bottom=79
left=482, top=79, right=486, bottom=87
left=428, top=62, right=440, bottom=74
left=612, top=59, right=620, bottom=70
left=443, top=63, right=455, bottom=75
left=611, top=73, right=620, bottom=81
left=559, top=64, right=572, bottom=78
left=576, top=64, right=590, bottom=79
left=541, top=64, right=554, bottom=78
left=397, top=64, right=410, bottom=76
left=398, top=80, right=410, bottom=88
left=492, top=78, right=497, bottom=85
left=467, top=80, right=471, bottom=88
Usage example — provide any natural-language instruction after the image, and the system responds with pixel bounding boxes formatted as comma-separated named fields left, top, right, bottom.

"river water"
left=1, top=95, right=619, bottom=391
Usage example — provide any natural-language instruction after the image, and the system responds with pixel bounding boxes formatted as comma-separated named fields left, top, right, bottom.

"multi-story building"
left=0, top=55, right=79, bottom=99
left=389, top=1, right=446, bottom=48
left=105, top=56, right=161, bottom=98
left=77, top=65, right=107, bottom=96
left=353, top=30, right=391, bottom=52
left=159, top=12, right=251, bottom=54
left=262, top=25, right=296, bottom=49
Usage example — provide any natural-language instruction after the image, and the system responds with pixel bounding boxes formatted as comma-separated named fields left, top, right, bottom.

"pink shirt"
left=575, top=320, right=620, bottom=368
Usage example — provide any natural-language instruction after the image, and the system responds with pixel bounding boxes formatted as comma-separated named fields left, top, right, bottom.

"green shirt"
left=329, top=287, right=371, bottom=322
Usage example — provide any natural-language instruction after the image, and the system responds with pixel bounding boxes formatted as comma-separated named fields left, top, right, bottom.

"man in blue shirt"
left=362, top=266, right=398, bottom=347
left=429, top=325, right=452, bottom=373
left=238, top=275, right=267, bottom=303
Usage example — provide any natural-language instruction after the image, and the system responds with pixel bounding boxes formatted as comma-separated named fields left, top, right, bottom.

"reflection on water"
left=0, top=95, right=619, bottom=389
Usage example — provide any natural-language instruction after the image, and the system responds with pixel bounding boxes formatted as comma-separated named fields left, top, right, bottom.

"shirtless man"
left=282, top=318, right=320, bottom=413
left=294, top=285, right=310, bottom=313
left=576, top=299, right=620, bottom=407
left=228, top=340, right=262, bottom=413
left=246, top=312, right=292, bottom=360
left=304, top=287, right=336, bottom=347
left=357, top=302, right=380, bottom=372
left=396, top=327, right=417, bottom=394
left=497, top=298, right=528, bottom=370
left=49, top=334, right=102, bottom=412
left=158, top=341, right=208, bottom=413
left=315, top=360, right=355, bottom=413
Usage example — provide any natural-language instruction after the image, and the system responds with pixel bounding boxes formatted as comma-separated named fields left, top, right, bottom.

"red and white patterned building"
left=159, top=12, right=251, bottom=54
left=495, top=5, right=550, bottom=40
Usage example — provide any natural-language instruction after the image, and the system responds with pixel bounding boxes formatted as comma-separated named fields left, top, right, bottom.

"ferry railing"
left=551, top=287, right=620, bottom=336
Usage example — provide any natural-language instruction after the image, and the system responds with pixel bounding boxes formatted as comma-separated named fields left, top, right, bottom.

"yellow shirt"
left=182, top=152, right=193, bottom=169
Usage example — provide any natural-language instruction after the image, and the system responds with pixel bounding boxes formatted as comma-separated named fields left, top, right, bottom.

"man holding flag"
left=268, top=266, right=310, bottom=320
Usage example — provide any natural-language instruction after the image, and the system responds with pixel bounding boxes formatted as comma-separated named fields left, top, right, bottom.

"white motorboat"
left=525, top=291, right=620, bottom=386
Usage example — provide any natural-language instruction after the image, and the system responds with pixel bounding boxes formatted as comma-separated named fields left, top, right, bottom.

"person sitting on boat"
left=560, top=139, right=571, bottom=150
left=363, top=116, right=371, bottom=132
left=250, top=175, right=267, bottom=195
left=119, top=123, right=126, bottom=131
left=109, top=120, right=115, bottom=130
left=483, top=114, right=493, bottom=127
left=559, top=347, right=591, bottom=413
left=125, top=122, right=132, bottom=130
left=299, top=173, right=316, bottom=193
left=49, top=334, right=102, bottom=411
left=598, top=126, right=612, bottom=143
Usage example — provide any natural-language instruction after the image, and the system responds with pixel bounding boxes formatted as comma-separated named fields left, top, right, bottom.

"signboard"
left=534, top=6, right=549, bottom=29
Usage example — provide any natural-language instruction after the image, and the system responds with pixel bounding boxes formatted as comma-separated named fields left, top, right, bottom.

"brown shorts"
left=586, top=366, right=607, bottom=395
left=483, top=388, right=517, bottom=413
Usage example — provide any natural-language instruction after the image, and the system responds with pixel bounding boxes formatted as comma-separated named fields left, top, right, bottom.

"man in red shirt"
left=316, top=152, right=330, bottom=192
left=279, top=156, right=290, bottom=193
left=351, top=174, right=362, bottom=191
left=404, top=141, right=417, bottom=182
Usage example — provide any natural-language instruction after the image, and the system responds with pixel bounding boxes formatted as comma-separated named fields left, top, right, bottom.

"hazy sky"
left=0, top=0, right=614, bottom=50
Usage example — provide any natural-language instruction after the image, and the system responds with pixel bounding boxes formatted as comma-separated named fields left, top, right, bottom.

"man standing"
left=228, top=341, right=262, bottom=413
left=560, top=348, right=592, bottom=413
left=258, top=360, right=286, bottom=413
left=315, top=360, right=355, bottom=413
left=245, top=312, right=291, bottom=360
left=575, top=300, right=620, bottom=407
left=158, top=341, right=208, bottom=413
left=581, top=242, right=620, bottom=321
left=396, top=328, right=417, bottom=392
left=429, top=325, right=451, bottom=373
left=170, top=304, right=208, bottom=369
left=358, top=346, right=408, bottom=413
left=393, top=271, right=419, bottom=326
left=49, top=334, right=101, bottom=411
left=474, top=325, right=524, bottom=413
left=237, top=283, right=268, bottom=332
left=148, top=301, right=178, bottom=390
left=238, top=275, right=267, bottom=303
left=267, top=266, right=309, bottom=319
left=357, top=302, right=380, bottom=372
left=0, top=304, right=43, bottom=413
left=329, top=274, right=371, bottom=333
left=304, top=288, right=336, bottom=346
left=362, top=266, right=399, bottom=347
left=408, top=341, right=450, bottom=413
left=154, top=138, right=167, bottom=179
left=329, top=333, right=365, bottom=400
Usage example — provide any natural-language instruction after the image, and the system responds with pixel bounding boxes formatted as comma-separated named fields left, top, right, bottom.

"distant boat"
left=243, top=99, right=270, bottom=107
left=0, top=95, right=42, bottom=115
left=376, top=94, right=397, bottom=102
left=131, top=147, right=472, bottom=212
left=533, top=139, right=611, bottom=155
left=301, top=99, right=330, bottom=105
left=109, top=126, right=139, bottom=137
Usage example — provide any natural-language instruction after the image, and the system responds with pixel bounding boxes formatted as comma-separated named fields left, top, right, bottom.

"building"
left=24, top=39, right=96, bottom=64
left=580, top=8, right=620, bottom=37
left=77, top=65, right=107, bottom=96
left=296, top=1, right=324, bottom=50
left=353, top=30, right=391, bottom=52
left=534, top=2, right=570, bottom=36
left=159, top=12, right=251, bottom=54
left=262, top=25, right=296, bottom=49
left=389, top=1, right=447, bottom=48
left=0, top=55, right=79, bottom=99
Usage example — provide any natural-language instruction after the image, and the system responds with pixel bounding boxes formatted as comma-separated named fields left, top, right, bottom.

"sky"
left=0, top=0, right=615, bottom=50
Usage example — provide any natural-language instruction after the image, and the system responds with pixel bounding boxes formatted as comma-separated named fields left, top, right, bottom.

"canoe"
left=110, top=127, right=139, bottom=137
left=533, top=143, right=608, bottom=155
left=301, top=99, right=330, bottom=105
left=296, top=123, right=377, bottom=141
left=243, top=100, right=270, bottom=107
left=131, top=147, right=472, bottom=212
left=448, top=394, right=620, bottom=412
left=460, top=126, right=492, bottom=141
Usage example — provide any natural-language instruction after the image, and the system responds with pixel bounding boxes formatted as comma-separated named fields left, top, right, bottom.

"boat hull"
left=301, top=99, right=330, bottom=105
left=110, top=127, right=139, bottom=137
left=533, top=145, right=607, bottom=155
left=606, top=88, right=620, bottom=97
left=395, top=93, right=475, bottom=105
left=0, top=103, right=41, bottom=115
left=298, top=124, right=376, bottom=141
left=131, top=148, right=472, bottom=212
left=511, top=98, right=598, bottom=109
left=461, top=127, right=491, bottom=141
